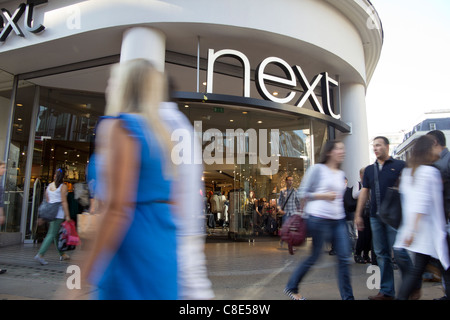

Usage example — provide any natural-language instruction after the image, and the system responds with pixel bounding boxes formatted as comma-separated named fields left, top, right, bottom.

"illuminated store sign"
left=0, top=0, right=47, bottom=42
left=207, top=48, right=340, bottom=119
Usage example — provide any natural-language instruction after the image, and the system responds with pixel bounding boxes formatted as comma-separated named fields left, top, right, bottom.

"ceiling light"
left=257, top=120, right=263, bottom=124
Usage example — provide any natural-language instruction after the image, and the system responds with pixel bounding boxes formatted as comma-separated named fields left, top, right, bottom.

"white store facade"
left=0, top=0, right=383, bottom=243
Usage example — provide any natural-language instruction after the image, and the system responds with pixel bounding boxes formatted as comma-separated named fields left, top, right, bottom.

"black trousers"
left=398, top=252, right=450, bottom=300
left=355, top=213, right=374, bottom=260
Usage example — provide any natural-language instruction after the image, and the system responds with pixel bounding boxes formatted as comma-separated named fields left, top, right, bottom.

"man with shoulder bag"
left=278, top=176, right=301, bottom=248
left=355, top=136, right=418, bottom=300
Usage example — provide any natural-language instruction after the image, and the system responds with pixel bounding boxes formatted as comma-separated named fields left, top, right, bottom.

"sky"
left=365, top=0, right=450, bottom=139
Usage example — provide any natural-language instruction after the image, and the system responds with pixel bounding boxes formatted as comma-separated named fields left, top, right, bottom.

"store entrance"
left=26, top=87, right=105, bottom=241
left=177, top=101, right=328, bottom=240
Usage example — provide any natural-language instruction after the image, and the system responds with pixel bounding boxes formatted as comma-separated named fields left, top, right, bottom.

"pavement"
left=0, top=233, right=447, bottom=301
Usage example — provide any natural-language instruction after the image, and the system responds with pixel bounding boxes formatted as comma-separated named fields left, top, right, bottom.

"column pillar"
left=120, top=27, right=166, bottom=72
left=337, top=82, right=370, bottom=186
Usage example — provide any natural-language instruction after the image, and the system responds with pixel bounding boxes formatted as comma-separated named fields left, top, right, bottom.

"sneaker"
left=0, top=269, right=6, bottom=274
left=34, top=254, right=48, bottom=265
left=284, top=288, right=306, bottom=300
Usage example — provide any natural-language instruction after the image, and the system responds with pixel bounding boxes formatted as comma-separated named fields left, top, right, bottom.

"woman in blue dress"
left=82, top=59, right=178, bottom=299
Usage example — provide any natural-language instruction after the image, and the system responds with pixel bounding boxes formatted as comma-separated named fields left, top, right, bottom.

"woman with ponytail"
left=34, top=168, right=71, bottom=265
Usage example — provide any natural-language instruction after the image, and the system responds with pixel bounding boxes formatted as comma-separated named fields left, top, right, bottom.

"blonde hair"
left=105, top=59, right=174, bottom=179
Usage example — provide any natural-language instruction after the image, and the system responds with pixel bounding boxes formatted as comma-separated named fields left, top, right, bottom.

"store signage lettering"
left=207, top=49, right=340, bottom=120
left=0, top=0, right=47, bottom=42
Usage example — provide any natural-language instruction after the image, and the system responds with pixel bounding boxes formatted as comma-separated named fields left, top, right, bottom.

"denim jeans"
left=285, top=216, right=354, bottom=300
left=370, top=214, right=416, bottom=297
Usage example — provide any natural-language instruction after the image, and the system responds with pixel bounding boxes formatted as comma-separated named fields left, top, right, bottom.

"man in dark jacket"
left=355, top=136, right=416, bottom=300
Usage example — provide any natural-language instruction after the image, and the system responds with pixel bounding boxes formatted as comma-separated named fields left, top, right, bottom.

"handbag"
left=374, top=164, right=402, bottom=229
left=38, top=199, right=61, bottom=222
left=77, top=212, right=100, bottom=240
left=58, top=220, right=80, bottom=251
left=280, top=214, right=307, bottom=255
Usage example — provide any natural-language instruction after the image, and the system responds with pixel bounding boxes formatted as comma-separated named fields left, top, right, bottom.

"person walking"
left=284, top=140, right=354, bottom=300
left=159, top=80, right=214, bottom=300
left=278, top=176, right=300, bottom=247
left=81, top=59, right=179, bottom=300
left=394, top=134, right=450, bottom=300
left=355, top=136, right=418, bottom=300
left=34, top=168, right=71, bottom=265
left=353, top=167, right=375, bottom=264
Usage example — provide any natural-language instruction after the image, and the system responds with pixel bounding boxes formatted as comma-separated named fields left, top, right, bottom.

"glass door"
left=25, top=87, right=105, bottom=241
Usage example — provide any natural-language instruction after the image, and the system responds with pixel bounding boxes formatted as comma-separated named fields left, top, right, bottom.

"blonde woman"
left=82, top=59, right=177, bottom=299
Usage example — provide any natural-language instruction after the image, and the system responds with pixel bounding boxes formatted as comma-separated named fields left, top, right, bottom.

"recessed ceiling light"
left=242, top=111, right=248, bottom=114
left=257, top=120, right=263, bottom=124
left=273, top=91, right=279, bottom=96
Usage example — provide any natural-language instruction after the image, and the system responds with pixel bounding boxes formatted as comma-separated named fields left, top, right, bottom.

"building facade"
left=393, top=112, right=450, bottom=161
left=0, top=0, right=383, bottom=243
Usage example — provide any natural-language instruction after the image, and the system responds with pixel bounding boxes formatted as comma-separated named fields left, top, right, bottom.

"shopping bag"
left=280, top=214, right=307, bottom=255
left=77, top=212, right=100, bottom=239
left=58, top=220, right=80, bottom=251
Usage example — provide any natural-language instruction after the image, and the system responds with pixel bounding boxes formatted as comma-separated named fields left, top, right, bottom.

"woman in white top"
left=34, top=169, right=71, bottom=265
left=394, top=134, right=450, bottom=300
left=284, top=140, right=354, bottom=300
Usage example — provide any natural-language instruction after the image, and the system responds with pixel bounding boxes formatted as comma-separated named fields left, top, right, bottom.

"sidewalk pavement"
left=0, top=236, right=446, bottom=300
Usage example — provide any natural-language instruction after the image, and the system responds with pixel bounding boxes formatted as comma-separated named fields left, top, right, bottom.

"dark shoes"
left=0, top=269, right=6, bottom=274
left=368, top=292, right=394, bottom=300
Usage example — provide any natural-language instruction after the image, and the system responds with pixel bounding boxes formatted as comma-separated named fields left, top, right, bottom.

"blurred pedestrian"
left=355, top=136, right=418, bottom=300
left=284, top=140, right=354, bottom=300
left=426, top=130, right=450, bottom=299
left=278, top=176, right=301, bottom=247
left=353, top=167, right=375, bottom=264
left=343, top=177, right=357, bottom=254
left=34, top=168, right=71, bottom=265
left=0, top=161, right=6, bottom=274
left=159, top=80, right=214, bottom=300
left=427, top=130, right=450, bottom=223
left=81, top=59, right=178, bottom=299
left=394, top=134, right=450, bottom=300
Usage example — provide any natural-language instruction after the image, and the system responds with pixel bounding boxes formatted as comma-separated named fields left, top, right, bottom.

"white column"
left=337, top=82, right=370, bottom=186
left=120, top=27, right=166, bottom=72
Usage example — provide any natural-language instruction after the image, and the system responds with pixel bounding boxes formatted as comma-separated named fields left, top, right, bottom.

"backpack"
left=344, top=187, right=357, bottom=213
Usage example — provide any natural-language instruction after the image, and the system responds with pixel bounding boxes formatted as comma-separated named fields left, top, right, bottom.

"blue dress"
left=95, top=113, right=178, bottom=300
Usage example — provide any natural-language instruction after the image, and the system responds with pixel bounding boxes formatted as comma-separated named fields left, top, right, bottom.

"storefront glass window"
left=178, top=102, right=316, bottom=239
left=0, top=70, right=14, bottom=161
left=3, top=81, right=35, bottom=232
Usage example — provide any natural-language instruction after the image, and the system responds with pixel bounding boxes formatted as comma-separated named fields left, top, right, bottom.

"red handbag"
left=281, top=214, right=307, bottom=255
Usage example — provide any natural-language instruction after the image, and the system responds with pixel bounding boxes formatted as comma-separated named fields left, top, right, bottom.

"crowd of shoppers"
left=1, top=57, right=448, bottom=301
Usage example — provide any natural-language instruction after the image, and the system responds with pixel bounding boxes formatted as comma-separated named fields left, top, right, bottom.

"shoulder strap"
left=373, top=163, right=381, bottom=212
left=282, top=188, right=294, bottom=210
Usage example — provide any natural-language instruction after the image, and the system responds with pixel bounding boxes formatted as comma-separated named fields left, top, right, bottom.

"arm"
left=403, top=213, right=423, bottom=247
left=0, top=208, right=4, bottom=225
left=354, top=187, right=369, bottom=231
left=60, top=184, right=71, bottom=221
left=81, top=119, right=140, bottom=284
